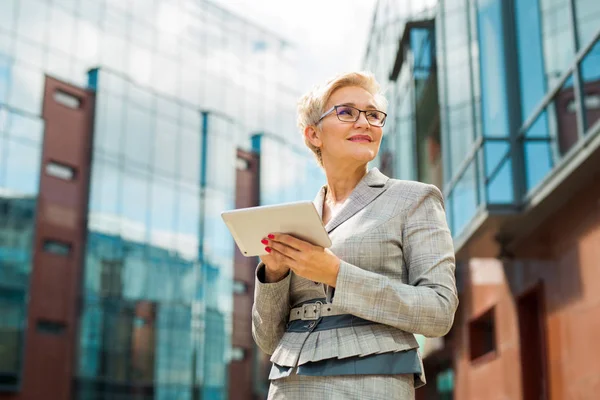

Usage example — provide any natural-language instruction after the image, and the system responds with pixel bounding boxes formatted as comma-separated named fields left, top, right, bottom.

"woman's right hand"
left=259, top=236, right=290, bottom=283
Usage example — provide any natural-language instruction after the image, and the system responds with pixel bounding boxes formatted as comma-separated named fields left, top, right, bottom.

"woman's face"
left=313, top=85, right=383, bottom=169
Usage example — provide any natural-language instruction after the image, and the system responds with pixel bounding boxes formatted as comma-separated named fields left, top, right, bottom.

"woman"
left=252, top=71, right=458, bottom=399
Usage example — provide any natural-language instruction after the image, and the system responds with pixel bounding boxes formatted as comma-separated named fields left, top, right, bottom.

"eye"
left=337, top=107, right=354, bottom=116
left=366, top=112, right=381, bottom=120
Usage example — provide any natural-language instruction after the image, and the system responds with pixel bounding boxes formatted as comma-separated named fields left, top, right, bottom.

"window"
left=0, top=287, right=26, bottom=390
left=232, top=280, right=248, bottom=295
left=45, top=161, right=76, bottom=180
left=231, top=347, right=245, bottom=361
left=53, top=89, right=81, bottom=109
left=469, top=307, right=496, bottom=361
left=42, top=239, right=72, bottom=256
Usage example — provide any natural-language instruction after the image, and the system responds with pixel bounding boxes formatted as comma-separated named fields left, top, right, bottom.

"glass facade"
left=0, top=0, right=315, bottom=397
left=365, top=0, right=600, bottom=239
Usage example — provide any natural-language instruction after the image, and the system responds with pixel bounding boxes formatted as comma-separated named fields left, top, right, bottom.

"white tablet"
left=221, top=201, right=332, bottom=257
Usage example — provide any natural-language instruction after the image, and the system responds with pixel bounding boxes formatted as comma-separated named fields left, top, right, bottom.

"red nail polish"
left=265, top=247, right=271, bottom=253
left=261, top=239, right=268, bottom=245
left=268, top=234, right=275, bottom=239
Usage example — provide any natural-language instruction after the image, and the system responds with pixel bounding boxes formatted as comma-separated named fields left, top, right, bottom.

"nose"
left=354, top=111, right=371, bottom=128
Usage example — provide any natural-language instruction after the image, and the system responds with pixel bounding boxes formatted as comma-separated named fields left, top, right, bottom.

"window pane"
left=124, top=106, right=153, bottom=167
left=484, top=141, right=509, bottom=178
left=515, top=0, right=547, bottom=122
left=487, top=158, right=514, bottom=203
left=540, top=0, right=575, bottom=89
left=95, top=94, right=124, bottom=157
left=0, top=55, right=10, bottom=105
left=451, top=162, right=478, bottom=235
left=574, top=0, right=600, bottom=47
left=0, top=0, right=16, bottom=32
left=8, top=66, right=44, bottom=115
left=477, top=0, right=510, bottom=137
left=550, top=75, right=578, bottom=155
left=7, top=111, right=44, bottom=144
left=16, top=0, right=48, bottom=43
left=5, top=139, right=41, bottom=196
left=579, top=39, right=600, bottom=130
left=525, top=141, right=553, bottom=190
left=153, top=116, right=178, bottom=177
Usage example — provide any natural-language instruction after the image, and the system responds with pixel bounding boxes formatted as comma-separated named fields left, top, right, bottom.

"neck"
left=323, top=163, right=368, bottom=204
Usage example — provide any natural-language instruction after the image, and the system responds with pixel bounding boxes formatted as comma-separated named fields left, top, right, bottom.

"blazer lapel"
left=324, top=168, right=390, bottom=233
left=313, top=185, right=327, bottom=220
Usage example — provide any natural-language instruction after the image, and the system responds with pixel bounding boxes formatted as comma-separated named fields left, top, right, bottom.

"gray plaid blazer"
left=252, top=168, right=458, bottom=388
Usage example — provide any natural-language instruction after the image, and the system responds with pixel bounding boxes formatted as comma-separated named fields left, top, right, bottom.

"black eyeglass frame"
left=317, top=105, right=388, bottom=127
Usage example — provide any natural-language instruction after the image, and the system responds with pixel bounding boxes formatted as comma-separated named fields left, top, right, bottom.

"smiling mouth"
left=348, top=136, right=372, bottom=142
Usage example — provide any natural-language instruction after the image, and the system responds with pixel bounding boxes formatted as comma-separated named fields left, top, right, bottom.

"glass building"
left=0, top=0, right=323, bottom=399
left=365, top=0, right=600, bottom=398
left=365, top=0, right=600, bottom=250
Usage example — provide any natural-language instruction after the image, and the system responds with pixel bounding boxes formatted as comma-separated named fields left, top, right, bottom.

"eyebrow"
left=338, top=102, right=379, bottom=110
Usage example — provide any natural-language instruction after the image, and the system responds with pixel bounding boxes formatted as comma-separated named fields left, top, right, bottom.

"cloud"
left=212, top=0, right=378, bottom=91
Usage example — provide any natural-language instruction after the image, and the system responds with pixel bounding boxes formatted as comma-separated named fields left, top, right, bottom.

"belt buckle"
left=301, top=302, right=322, bottom=320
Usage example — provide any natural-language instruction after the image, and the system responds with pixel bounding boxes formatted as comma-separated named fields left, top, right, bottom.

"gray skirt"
left=268, top=372, right=415, bottom=400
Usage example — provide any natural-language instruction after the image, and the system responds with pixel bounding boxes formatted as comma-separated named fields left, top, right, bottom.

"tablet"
left=221, top=201, right=332, bottom=257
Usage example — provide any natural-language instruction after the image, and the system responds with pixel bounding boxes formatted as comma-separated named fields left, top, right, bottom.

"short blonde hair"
left=297, top=71, right=388, bottom=166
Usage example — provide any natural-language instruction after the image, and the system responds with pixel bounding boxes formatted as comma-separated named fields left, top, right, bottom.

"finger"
left=269, top=233, right=313, bottom=252
left=269, top=241, right=300, bottom=259
left=269, top=247, right=296, bottom=266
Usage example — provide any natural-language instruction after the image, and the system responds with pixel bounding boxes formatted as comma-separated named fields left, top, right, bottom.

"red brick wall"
left=453, top=172, right=600, bottom=400
left=0, top=77, right=95, bottom=400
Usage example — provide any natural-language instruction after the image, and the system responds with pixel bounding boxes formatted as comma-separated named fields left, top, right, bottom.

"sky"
left=213, top=0, right=379, bottom=92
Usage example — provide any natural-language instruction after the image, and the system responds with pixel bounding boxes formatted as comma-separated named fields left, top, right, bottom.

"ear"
left=304, top=125, right=322, bottom=149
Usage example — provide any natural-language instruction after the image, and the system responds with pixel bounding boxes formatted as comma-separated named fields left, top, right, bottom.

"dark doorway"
left=517, top=283, right=548, bottom=400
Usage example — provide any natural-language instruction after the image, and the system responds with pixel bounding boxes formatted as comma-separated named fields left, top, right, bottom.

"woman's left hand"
left=264, top=233, right=341, bottom=287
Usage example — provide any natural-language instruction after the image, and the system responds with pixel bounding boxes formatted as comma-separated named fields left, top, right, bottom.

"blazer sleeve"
left=251, top=263, right=292, bottom=355
left=330, top=184, right=459, bottom=338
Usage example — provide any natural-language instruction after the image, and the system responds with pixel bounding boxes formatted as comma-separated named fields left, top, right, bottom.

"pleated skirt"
left=267, top=373, right=415, bottom=400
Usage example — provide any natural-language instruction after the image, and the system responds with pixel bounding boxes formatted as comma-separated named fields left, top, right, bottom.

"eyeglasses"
left=317, top=105, right=387, bottom=127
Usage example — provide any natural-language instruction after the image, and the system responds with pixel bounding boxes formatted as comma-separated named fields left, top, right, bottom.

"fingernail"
left=265, top=247, right=272, bottom=253
left=268, top=234, right=275, bottom=239
left=261, top=239, right=268, bottom=245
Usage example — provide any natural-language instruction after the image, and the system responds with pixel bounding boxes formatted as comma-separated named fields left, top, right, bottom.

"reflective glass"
left=515, top=0, right=547, bottom=122
left=179, top=127, right=201, bottom=185
left=16, top=0, right=48, bottom=43
left=49, top=6, right=75, bottom=54
left=487, top=158, right=514, bottom=203
left=574, top=0, right=600, bottom=47
left=477, top=0, right=509, bottom=137
left=124, top=105, right=153, bottom=167
left=451, top=162, right=478, bottom=235
left=484, top=141, right=509, bottom=178
left=0, top=0, right=16, bottom=32
left=5, top=139, right=41, bottom=196
left=525, top=141, right=553, bottom=190
left=6, top=112, right=43, bottom=143
left=0, top=55, right=10, bottom=104
left=75, top=19, right=100, bottom=64
left=525, top=109, right=551, bottom=138
left=14, top=39, right=44, bottom=71
left=540, top=0, right=575, bottom=89
left=121, top=171, right=150, bottom=234
left=444, top=7, right=468, bottom=48
left=153, top=116, right=178, bottom=177
left=47, top=51, right=73, bottom=83
left=0, top=287, right=25, bottom=386
left=579, top=38, right=600, bottom=130
left=95, top=93, right=124, bottom=157
left=8, top=66, right=44, bottom=115
left=549, top=74, right=578, bottom=155
left=448, top=103, right=474, bottom=175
